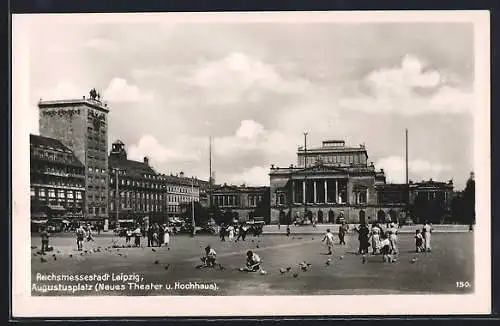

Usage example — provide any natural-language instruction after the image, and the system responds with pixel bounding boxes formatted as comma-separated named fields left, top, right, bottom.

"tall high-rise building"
left=38, top=89, right=109, bottom=222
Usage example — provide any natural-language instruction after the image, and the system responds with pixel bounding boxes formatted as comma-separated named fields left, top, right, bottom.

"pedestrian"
left=322, top=228, right=335, bottom=255
left=220, top=224, right=226, bottom=242
left=40, top=227, right=50, bottom=253
left=86, top=224, right=95, bottom=242
left=147, top=225, right=153, bottom=247
left=415, top=229, right=425, bottom=253
left=388, top=223, right=399, bottom=255
left=125, top=228, right=132, bottom=244
left=338, top=221, right=347, bottom=245
left=133, top=225, right=142, bottom=247
left=237, top=224, right=247, bottom=241
left=163, top=225, right=170, bottom=247
left=370, top=223, right=381, bottom=255
left=76, top=225, right=85, bottom=251
left=423, top=222, right=432, bottom=252
left=228, top=224, right=235, bottom=241
left=286, top=225, right=291, bottom=237
left=358, top=223, right=370, bottom=254
left=380, top=234, right=396, bottom=263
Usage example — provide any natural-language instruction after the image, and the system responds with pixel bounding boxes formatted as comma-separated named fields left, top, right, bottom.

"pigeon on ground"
left=40, top=257, right=47, bottom=263
left=326, top=258, right=332, bottom=266
left=260, top=270, right=267, bottom=275
left=53, top=256, right=57, bottom=261
left=218, top=264, right=224, bottom=270
left=69, top=254, right=73, bottom=258
left=164, top=264, right=170, bottom=270
left=152, top=248, right=156, bottom=252
left=256, top=245, right=259, bottom=248
left=293, top=272, right=298, bottom=278
left=362, top=255, right=367, bottom=264
left=339, top=255, right=344, bottom=260
left=411, top=257, right=417, bottom=264
left=154, top=260, right=159, bottom=264
left=286, top=267, right=292, bottom=271
left=167, top=247, right=170, bottom=251
left=279, top=268, right=287, bottom=274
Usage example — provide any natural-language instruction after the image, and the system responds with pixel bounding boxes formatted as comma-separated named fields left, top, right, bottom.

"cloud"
left=339, top=54, right=473, bottom=115
left=376, top=156, right=452, bottom=184
left=185, top=52, right=312, bottom=104
left=103, top=78, right=154, bottom=103
left=224, top=166, right=270, bottom=187
left=127, top=135, right=202, bottom=165
left=213, top=120, right=292, bottom=160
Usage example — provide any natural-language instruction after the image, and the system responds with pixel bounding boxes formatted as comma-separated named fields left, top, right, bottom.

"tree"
left=180, top=202, right=210, bottom=226
left=462, top=173, right=475, bottom=225
left=253, top=192, right=271, bottom=224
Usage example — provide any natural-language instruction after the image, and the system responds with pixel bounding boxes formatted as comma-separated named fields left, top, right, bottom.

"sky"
left=18, top=14, right=475, bottom=190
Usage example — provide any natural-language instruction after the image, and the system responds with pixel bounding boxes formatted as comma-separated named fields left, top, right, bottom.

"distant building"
left=409, top=179, right=454, bottom=224
left=38, top=90, right=109, bottom=222
left=159, top=172, right=201, bottom=221
left=211, top=184, right=270, bottom=223
left=108, top=140, right=201, bottom=227
left=270, top=140, right=403, bottom=225
left=30, top=134, right=85, bottom=226
left=108, top=140, right=163, bottom=228
left=270, top=139, right=454, bottom=225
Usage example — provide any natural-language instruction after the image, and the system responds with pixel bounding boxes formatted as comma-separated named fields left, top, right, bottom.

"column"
left=335, top=180, right=338, bottom=203
left=324, top=180, right=328, bottom=203
left=313, top=181, right=317, bottom=203
left=366, top=189, right=369, bottom=203
left=292, top=180, right=296, bottom=203
left=302, top=181, right=306, bottom=204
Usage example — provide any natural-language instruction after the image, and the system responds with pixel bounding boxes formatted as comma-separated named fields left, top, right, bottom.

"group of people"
left=415, top=222, right=433, bottom=253
left=219, top=223, right=262, bottom=242
left=353, top=222, right=399, bottom=262
left=145, top=223, right=171, bottom=247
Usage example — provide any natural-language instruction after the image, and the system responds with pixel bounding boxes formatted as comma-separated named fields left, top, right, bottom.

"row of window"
left=109, top=202, right=161, bottom=213
left=303, top=153, right=366, bottom=166
left=88, top=176, right=107, bottom=184
left=32, top=149, right=73, bottom=163
left=211, top=194, right=263, bottom=207
left=31, top=187, right=83, bottom=199
left=89, top=167, right=107, bottom=174
left=31, top=178, right=85, bottom=189
left=33, top=165, right=83, bottom=175
left=87, top=206, right=107, bottom=215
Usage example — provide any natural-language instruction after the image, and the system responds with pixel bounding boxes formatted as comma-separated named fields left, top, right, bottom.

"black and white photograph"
left=12, top=11, right=490, bottom=317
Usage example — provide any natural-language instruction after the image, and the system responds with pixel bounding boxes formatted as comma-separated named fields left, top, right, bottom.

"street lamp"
left=191, top=176, right=196, bottom=237
left=303, top=132, right=308, bottom=222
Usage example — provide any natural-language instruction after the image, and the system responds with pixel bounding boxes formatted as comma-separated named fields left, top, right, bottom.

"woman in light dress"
left=387, top=223, right=399, bottom=255
left=370, top=223, right=381, bottom=254
left=163, top=224, right=170, bottom=247
left=227, top=225, right=235, bottom=240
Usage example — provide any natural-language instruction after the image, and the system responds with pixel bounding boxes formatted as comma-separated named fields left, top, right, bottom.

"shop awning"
left=31, top=219, right=48, bottom=224
left=48, top=205, right=66, bottom=211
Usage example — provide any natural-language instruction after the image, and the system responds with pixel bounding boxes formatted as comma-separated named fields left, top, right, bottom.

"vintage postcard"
left=11, top=11, right=491, bottom=317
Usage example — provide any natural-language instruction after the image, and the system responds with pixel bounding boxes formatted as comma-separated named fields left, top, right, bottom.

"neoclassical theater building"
left=269, top=140, right=408, bottom=225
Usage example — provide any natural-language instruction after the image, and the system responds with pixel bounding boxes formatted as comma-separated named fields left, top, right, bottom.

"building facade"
left=108, top=140, right=201, bottom=227
left=211, top=184, right=271, bottom=223
left=30, top=134, right=86, bottom=223
left=409, top=179, right=454, bottom=224
left=270, top=140, right=405, bottom=225
left=160, top=172, right=201, bottom=221
left=38, top=90, right=109, bottom=221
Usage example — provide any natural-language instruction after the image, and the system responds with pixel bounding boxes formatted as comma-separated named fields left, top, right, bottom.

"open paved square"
left=31, top=231, right=474, bottom=296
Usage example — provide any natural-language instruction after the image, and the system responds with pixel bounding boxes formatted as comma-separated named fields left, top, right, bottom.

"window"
left=101, top=207, right=106, bottom=214
left=75, top=191, right=82, bottom=199
left=67, top=191, right=74, bottom=199
left=57, top=190, right=65, bottom=198
left=31, top=187, right=35, bottom=197
left=48, top=189, right=56, bottom=198
left=38, top=188, right=46, bottom=197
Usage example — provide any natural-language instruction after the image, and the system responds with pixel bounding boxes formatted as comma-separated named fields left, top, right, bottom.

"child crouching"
left=239, top=250, right=262, bottom=272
